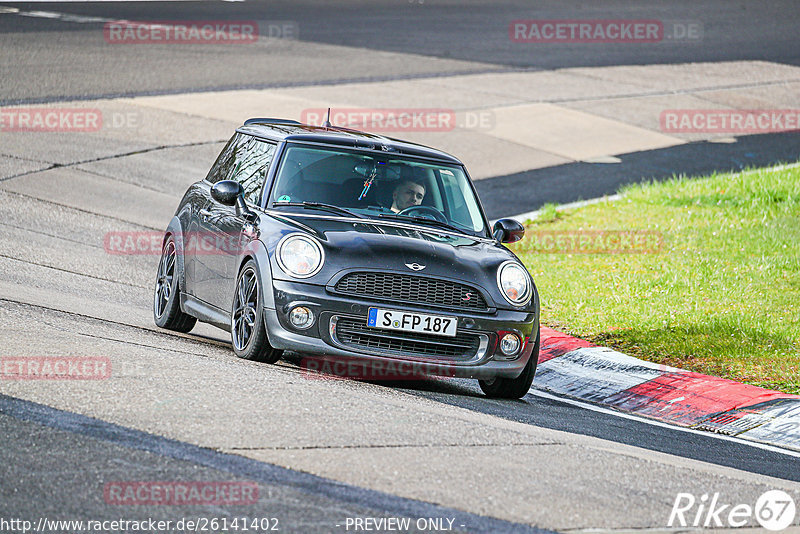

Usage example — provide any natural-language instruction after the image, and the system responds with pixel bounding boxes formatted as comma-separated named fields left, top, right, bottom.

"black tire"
left=479, top=327, right=540, bottom=399
left=231, top=260, right=283, bottom=364
left=153, top=235, right=197, bottom=333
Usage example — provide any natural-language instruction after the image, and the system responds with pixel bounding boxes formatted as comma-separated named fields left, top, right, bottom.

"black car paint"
left=162, top=121, right=539, bottom=381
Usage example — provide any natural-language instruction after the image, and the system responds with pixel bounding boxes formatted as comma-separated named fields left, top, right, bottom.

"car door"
left=196, top=135, right=277, bottom=312
left=186, top=133, right=242, bottom=302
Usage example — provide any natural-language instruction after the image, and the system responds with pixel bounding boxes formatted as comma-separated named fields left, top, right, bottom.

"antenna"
left=322, top=108, right=332, bottom=128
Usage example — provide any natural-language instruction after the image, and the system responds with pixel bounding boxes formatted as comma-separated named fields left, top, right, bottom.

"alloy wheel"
left=154, top=240, right=176, bottom=318
left=232, top=267, right=259, bottom=351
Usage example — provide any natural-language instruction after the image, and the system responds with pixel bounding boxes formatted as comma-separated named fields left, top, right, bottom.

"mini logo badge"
left=405, top=262, right=425, bottom=271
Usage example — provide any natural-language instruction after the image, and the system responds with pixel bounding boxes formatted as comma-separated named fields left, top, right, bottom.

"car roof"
left=237, top=118, right=463, bottom=165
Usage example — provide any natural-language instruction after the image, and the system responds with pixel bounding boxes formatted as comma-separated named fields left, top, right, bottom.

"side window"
left=229, top=137, right=277, bottom=205
left=439, top=169, right=484, bottom=232
left=205, top=133, right=245, bottom=184
left=440, top=170, right=470, bottom=226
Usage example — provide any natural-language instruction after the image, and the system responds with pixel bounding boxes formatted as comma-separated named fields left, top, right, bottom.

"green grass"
left=512, top=163, right=800, bottom=394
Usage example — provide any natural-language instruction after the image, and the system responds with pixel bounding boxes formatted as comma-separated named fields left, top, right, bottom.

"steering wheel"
left=398, top=205, right=448, bottom=223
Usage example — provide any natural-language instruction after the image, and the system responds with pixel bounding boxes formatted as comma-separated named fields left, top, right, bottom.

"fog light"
left=289, top=306, right=314, bottom=329
left=500, top=333, right=521, bottom=356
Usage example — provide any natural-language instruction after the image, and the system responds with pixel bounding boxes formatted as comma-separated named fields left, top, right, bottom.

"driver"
left=391, top=179, right=426, bottom=213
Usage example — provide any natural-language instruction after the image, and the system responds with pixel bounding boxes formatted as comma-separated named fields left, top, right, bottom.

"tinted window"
left=205, top=134, right=243, bottom=184
left=229, top=137, right=276, bottom=205
left=268, top=144, right=487, bottom=236
left=439, top=169, right=485, bottom=232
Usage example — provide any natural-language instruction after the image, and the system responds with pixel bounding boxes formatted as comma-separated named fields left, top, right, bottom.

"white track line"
left=529, top=388, right=800, bottom=458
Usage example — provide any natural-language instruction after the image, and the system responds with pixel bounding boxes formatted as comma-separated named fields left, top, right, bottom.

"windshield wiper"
left=377, top=213, right=468, bottom=235
left=272, top=201, right=365, bottom=219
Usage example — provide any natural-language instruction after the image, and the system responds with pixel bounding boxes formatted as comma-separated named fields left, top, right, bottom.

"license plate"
left=367, top=308, right=457, bottom=337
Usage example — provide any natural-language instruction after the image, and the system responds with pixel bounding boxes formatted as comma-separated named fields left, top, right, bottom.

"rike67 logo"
left=669, top=490, right=797, bottom=531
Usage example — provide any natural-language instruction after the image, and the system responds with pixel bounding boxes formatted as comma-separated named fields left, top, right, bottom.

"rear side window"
left=206, top=134, right=277, bottom=205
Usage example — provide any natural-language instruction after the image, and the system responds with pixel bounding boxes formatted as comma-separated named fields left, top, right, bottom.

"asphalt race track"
left=1, top=2, right=799, bottom=533
left=2, top=0, right=799, bottom=102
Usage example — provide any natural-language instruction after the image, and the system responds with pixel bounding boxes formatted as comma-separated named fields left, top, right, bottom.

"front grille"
left=334, top=316, right=481, bottom=360
left=334, top=272, right=488, bottom=311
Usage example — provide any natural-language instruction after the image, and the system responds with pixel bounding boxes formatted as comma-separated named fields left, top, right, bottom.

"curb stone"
left=535, top=326, right=800, bottom=452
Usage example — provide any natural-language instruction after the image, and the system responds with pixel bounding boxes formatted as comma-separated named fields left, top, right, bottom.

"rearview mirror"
left=493, top=218, right=525, bottom=243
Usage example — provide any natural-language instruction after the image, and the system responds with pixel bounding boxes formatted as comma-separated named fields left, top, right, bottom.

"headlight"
left=276, top=234, right=324, bottom=278
left=497, top=261, right=531, bottom=306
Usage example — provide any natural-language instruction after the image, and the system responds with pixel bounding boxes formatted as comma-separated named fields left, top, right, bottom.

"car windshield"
left=267, top=144, right=488, bottom=237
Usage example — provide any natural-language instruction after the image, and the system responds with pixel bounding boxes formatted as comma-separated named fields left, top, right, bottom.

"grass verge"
left=512, top=163, right=800, bottom=394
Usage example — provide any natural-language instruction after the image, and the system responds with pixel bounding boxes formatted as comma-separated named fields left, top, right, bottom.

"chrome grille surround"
left=333, top=271, right=489, bottom=311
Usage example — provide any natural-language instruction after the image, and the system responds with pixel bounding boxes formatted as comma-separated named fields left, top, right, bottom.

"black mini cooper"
left=154, top=118, right=539, bottom=398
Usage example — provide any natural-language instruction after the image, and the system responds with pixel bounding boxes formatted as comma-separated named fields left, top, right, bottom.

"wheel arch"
left=238, top=238, right=276, bottom=312
left=164, top=217, right=186, bottom=302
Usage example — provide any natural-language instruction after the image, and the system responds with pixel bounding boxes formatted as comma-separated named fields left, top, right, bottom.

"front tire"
left=231, top=260, right=282, bottom=364
left=153, top=235, right=197, bottom=333
left=479, top=327, right=540, bottom=399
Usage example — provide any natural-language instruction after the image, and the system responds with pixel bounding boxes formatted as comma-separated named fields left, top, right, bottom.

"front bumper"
left=264, top=280, right=538, bottom=380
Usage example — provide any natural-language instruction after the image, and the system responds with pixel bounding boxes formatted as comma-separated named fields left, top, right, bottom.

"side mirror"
left=493, top=218, right=525, bottom=243
left=210, top=180, right=242, bottom=206
left=211, top=180, right=258, bottom=222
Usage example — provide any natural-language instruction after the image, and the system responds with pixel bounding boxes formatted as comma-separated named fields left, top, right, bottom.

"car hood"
left=264, top=213, right=525, bottom=307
